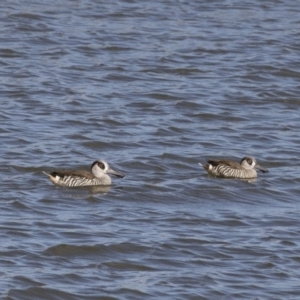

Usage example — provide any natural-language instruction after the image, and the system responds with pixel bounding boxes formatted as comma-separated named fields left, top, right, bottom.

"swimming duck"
left=44, top=159, right=124, bottom=187
left=199, top=156, right=268, bottom=179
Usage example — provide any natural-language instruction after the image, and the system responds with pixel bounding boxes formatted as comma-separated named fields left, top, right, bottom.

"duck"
left=43, top=159, right=124, bottom=187
left=199, top=156, right=268, bottom=179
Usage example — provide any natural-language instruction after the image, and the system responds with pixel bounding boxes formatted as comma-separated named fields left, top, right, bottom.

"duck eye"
left=247, top=159, right=252, bottom=165
left=97, top=162, right=105, bottom=170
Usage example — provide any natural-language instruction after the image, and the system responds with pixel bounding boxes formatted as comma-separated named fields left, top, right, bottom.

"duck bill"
left=107, top=168, right=125, bottom=178
left=255, top=164, right=269, bottom=173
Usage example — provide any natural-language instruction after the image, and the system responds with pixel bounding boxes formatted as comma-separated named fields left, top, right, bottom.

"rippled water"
left=2, top=0, right=300, bottom=299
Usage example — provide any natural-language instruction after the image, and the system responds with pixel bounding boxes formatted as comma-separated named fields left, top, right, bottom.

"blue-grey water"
left=1, top=0, right=300, bottom=299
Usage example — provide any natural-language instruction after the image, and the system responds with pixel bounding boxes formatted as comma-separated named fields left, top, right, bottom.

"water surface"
left=1, top=0, right=300, bottom=299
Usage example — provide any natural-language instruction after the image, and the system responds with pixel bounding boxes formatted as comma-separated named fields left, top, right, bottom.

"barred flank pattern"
left=61, top=176, right=101, bottom=187
left=214, top=165, right=256, bottom=179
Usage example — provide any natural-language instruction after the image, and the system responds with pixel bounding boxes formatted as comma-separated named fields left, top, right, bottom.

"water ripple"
left=1, top=0, right=300, bottom=299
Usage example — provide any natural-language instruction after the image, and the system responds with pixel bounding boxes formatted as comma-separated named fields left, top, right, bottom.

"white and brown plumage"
left=199, top=156, right=268, bottom=179
left=43, top=160, right=124, bottom=187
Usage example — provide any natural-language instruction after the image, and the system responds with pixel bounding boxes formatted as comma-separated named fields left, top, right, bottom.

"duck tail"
left=43, top=171, right=51, bottom=177
left=198, top=162, right=209, bottom=172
